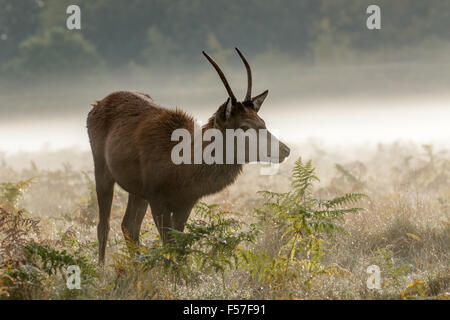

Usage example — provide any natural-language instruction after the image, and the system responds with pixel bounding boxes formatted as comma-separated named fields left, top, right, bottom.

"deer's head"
left=203, top=48, right=290, bottom=164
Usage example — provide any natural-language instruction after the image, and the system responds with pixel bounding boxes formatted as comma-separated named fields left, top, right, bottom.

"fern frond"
left=291, top=158, right=320, bottom=198
left=326, top=193, right=368, bottom=208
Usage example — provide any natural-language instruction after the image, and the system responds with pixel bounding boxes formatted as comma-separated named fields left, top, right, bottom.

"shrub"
left=239, top=158, right=366, bottom=297
left=0, top=179, right=39, bottom=268
left=121, top=203, right=259, bottom=286
left=0, top=180, right=97, bottom=299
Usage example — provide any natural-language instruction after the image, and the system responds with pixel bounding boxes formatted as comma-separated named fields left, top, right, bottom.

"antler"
left=235, top=47, right=252, bottom=102
left=202, top=51, right=237, bottom=103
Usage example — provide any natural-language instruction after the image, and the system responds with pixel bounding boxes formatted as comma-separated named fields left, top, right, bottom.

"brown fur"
left=87, top=92, right=242, bottom=264
left=88, top=74, right=290, bottom=266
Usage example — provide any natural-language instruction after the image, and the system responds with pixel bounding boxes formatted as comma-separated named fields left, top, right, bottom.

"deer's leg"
left=172, top=206, right=193, bottom=233
left=94, top=162, right=115, bottom=266
left=149, top=201, right=172, bottom=243
left=121, top=193, right=148, bottom=244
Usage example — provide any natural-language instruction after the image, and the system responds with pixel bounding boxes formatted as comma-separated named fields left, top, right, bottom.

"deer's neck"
left=190, top=116, right=243, bottom=197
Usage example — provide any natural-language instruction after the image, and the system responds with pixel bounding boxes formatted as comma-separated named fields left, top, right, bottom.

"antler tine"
left=202, top=51, right=237, bottom=103
left=235, top=47, right=252, bottom=102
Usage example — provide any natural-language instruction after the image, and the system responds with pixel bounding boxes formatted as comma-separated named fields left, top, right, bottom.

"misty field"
left=0, top=142, right=449, bottom=300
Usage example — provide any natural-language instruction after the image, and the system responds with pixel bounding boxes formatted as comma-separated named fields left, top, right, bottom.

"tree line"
left=0, top=0, right=449, bottom=79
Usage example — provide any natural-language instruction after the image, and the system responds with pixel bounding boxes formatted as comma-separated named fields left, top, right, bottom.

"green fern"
left=240, top=157, right=366, bottom=293
left=136, top=202, right=258, bottom=281
left=23, top=242, right=97, bottom=282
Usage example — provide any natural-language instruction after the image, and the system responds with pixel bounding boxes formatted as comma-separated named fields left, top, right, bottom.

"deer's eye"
left=240, top=125, right=250, bottom=131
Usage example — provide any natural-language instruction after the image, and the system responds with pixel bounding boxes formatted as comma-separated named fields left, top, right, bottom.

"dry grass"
left=0, top=142, right=449, bottom=300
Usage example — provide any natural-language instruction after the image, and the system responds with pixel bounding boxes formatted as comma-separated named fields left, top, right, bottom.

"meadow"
left=0, top=141, right=449, bottom=300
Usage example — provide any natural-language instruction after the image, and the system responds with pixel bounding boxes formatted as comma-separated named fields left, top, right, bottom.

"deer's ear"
left=225, top=97, right=233, bottom=119
left=251, top=90, right=268, bottom=112
left=216, top=98, right=234, bottom=124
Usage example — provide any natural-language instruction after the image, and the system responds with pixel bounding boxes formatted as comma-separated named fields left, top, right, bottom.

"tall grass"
left=0, top=143, right=449, bottom=300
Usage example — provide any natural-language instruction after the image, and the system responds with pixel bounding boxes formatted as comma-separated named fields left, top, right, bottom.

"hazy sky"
left=1, top=1, right=449, bottom=155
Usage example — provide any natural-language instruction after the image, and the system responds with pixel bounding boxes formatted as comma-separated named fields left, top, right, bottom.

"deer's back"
left=87, top=91, right=196, bottom=198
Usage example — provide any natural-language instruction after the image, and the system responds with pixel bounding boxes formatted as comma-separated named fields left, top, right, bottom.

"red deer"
left=87, top=48, right=290, bottom=264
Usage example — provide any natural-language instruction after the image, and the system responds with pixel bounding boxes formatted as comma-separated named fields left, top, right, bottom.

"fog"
left=1, top=95, right=449, bottom=155
left=1, top=58, right=449, bottom=166
left=1, top=0, right=449, bottom=166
